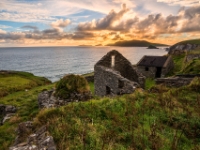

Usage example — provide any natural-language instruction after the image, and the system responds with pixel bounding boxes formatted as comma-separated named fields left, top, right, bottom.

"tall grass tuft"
left=55, top=74, right=90, bottom=99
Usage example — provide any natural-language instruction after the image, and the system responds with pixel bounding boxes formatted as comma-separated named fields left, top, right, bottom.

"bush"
left=55, top=74, right=90, bottom=99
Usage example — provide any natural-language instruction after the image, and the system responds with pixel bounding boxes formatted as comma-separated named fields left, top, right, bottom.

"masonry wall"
left=156, top=77, right=193, bottom=87
left=162, top=57, right=174, bottom=76
left=95, top=50, right=145, bottom=87
left=137, top=58, right=174, bottom=78
left=137, top=66, right=157, bottom=78
left=94, top=66, right=138, bottom=96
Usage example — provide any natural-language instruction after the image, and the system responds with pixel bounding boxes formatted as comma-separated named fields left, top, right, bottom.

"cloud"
left=77, top=4, right=200, bottom=40
left=178, top=6, right=200, bottom=32
left=51, top=19, right=71, bottom=28
left=0, top=12, right=55, bottom=23
left=180, top=6, right=200, bottom=19
left=77, top=4, right=130, bottom=31
left=0, top=28, right=95, bottom=41
left=0, top=29, right=7, bottom=34
left=136, top=13, right=181, bottom=35
left=0, top=0, right=132, bottom=23
left=0, top=24, right=12, bottom=29
left=157, top=0, right=200, bottom=6
left=21, top=25, right=38, bottom=30
left=1, top=3, right=200, bottom=46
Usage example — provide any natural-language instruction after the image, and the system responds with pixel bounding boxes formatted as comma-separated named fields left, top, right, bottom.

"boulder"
left=38, top=89, right=92, bottom=108
left=0, top=104, right=17, bottom=125
left=10, top=123, right=56, bottom=150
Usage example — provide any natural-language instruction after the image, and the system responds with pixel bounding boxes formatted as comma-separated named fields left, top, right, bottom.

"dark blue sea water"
left=0, top=46, right=167, bottom=82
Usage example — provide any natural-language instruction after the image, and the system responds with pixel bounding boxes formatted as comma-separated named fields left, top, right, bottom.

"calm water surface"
left=0, top=46, right=167, bottom=82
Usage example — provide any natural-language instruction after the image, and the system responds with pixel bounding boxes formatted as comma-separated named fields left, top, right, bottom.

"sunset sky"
left=0, top=0, right=200, bottom=47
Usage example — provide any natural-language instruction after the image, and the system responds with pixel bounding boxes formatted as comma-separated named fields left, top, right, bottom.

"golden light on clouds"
left=0, top=0, right=200, bottom=46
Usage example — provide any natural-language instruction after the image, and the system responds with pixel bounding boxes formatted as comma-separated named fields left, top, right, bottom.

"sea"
left=0, top=46, right=168, bottom=82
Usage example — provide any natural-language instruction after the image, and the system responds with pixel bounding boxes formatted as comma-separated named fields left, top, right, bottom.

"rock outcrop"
left=38, top=89, right=92, bottom=108
left=147, top=45, right=159, bottom=49
left=186, top=54, right=200, bottom=62
left=0, top=104, right=17, bottom=125
left=168, top=44, right=200, bottom=55
left=10, top=122, right=56, bottom=150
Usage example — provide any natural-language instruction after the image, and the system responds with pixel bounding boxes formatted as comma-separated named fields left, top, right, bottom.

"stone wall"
left=156, top=77, right=193, bottom=87
left=94, top=66, right=139, bottom=96
left=95, top=50, right=145, bottom=88
left=162, top=57, right=174, bottom=76
left=137, top=66, right=157, bottom=78
left=137, top=57, right=174, bottom=79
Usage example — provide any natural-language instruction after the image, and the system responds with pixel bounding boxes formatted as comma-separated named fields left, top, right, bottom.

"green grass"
left=89, top=82, right=95, bottom=94
left=0, top=71, right=51, bottom=97
left=145, top=78, right=155, bottom=90
left=183, top=59, right=200, bottom=74
left=171, top=54, right=185, bottom=74
left=170, top=48, right=200, bottom=75
left=33, top=80, right=200, bottom=150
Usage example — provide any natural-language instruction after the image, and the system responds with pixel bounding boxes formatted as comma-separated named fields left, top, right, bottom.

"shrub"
left=55, top=74, right=90, bottom=99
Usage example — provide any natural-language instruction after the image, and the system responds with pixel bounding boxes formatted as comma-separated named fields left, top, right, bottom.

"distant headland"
left=107, top=40, right=168, bottom=47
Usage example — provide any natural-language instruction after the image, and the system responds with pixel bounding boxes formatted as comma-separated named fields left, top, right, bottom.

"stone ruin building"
left=137, top=55, right=174, bottom=78
left=94, top=50, right=145, bottom=96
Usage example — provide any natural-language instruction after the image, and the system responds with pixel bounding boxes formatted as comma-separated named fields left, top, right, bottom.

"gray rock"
left=10, top=124, right=56, bottom=150
left=5, top=105, right=17, bottom=113
left=0, top=104, right=16, bottom=125
left=169, top=44, right=200, bottom=55
left=38, top=89, right=92, bottom=108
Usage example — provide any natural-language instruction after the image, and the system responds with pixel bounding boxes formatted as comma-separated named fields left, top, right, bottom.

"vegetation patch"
left=55, top=74, right=90, bottom=99
left=34, top=79, right=200, bottom=149
left=0, top=71, right=51, bottom=97
left=145, top=78, right=155, bottom=90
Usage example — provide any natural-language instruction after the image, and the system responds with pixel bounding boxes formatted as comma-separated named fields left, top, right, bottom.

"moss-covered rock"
left=55, top=74, right=90, bottom=99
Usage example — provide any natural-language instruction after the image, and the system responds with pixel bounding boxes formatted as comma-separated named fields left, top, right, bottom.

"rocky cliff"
left=168, top=43, right=200, bottom=54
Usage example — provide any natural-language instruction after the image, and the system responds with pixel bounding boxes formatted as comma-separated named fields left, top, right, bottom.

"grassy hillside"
left=169, top=39, right=200, bottom=51
left=0, top=72, right=52, bottom=149
left=0, top=71, right=51, bottom=97
left=173, top=39, right=200, bottom=45
left=107, top=40, right=168, bottom=47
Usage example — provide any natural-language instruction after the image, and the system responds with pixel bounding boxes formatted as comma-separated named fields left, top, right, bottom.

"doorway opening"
left=155, top=67, right=162, bottom=78
left=106, top=86, right=111, bottom=95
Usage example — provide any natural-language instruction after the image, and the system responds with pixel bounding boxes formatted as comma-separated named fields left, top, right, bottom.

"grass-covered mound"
left=0, top=71, right=51, bottom=97
left=55, top=74, right=90, bottom=99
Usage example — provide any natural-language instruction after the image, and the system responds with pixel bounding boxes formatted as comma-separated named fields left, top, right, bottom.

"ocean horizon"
left=0, top=46, right=168, bottom=82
